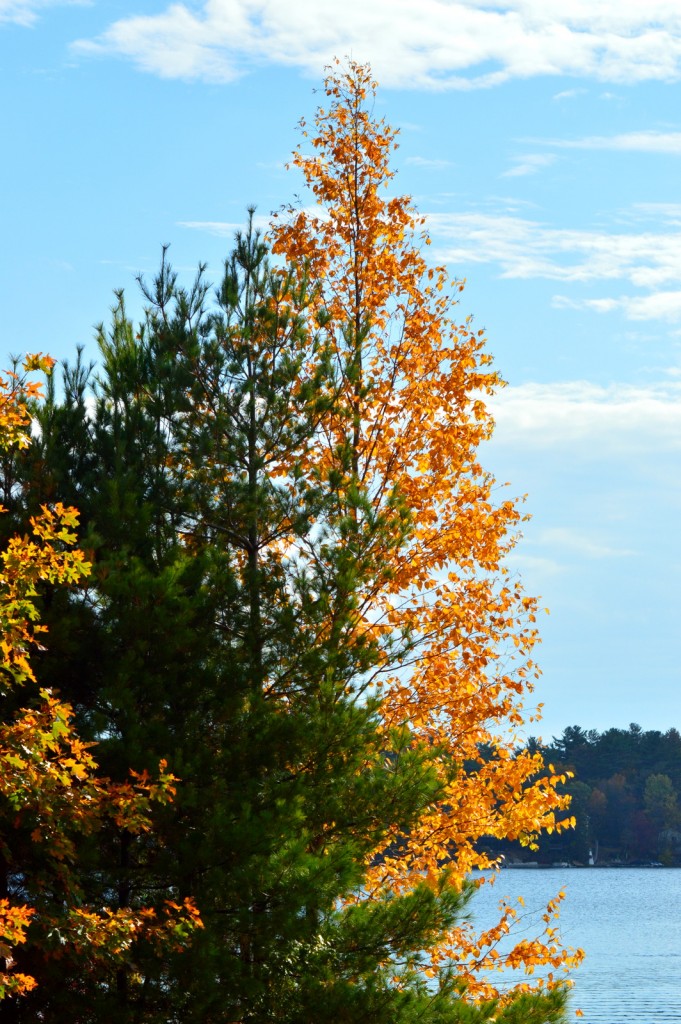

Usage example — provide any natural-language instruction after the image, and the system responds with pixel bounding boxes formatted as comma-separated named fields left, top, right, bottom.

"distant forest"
left=491, top=725, right=681, bottom=866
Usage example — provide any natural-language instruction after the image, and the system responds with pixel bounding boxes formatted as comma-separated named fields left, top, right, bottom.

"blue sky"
left=3, top=0, right=681, bottom=742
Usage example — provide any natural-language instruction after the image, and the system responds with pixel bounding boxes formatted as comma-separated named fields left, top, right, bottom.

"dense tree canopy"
left=509, top=724, right=681, bottom=865
left=0, top=62, right=582, bottom=1023
left=0, top=357, right=200, bottom=1015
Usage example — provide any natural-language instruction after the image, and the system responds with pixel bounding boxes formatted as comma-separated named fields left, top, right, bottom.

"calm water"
left=470, top=868, right=681, bottom=1023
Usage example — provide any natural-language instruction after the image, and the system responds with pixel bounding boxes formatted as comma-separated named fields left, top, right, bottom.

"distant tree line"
left=488, top=724, right=681, bottom=866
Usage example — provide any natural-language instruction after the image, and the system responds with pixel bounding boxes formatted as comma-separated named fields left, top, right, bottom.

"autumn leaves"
left=272, top=59, right=580, bottom=1001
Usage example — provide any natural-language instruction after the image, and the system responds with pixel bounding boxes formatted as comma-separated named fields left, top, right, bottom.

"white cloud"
left=0, top=0, right=80, bottom=26
left=428, top=210, right=681, bottom=318
left=537, top=526, right=635, bottom=558
left=178, top=220, right=249, bottom=237
left=405, top=156, right=452, bottom=169
left=552, top=87, right=586, bottom=100
left=630, top=202, right=681, bottom=224
left=507, top=553, right=565, bottom=578
left=554, top=290, right=681, bottom=321
left=0, top=0, right=36, bottom=23
left=488, top=379, right=681, bottom=451
left=72, top=1, right=681, bottom=88
left=552, top=295, right=620, bottom=314
left=178, top=207, right=323, bottom=237
left=502, top=153, right=556, bottom=177
left=547, top=130, right=681, bottom=154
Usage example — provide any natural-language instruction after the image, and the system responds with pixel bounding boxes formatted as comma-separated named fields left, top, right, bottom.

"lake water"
left=469, top=868, right=681, bottom=1023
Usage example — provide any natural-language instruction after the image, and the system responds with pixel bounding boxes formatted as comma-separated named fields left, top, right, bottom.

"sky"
left=3, top=0, right=681, bottom=743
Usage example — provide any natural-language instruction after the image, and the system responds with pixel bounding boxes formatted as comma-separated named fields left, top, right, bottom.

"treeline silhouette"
left=486, top=724, right=681, bottom=865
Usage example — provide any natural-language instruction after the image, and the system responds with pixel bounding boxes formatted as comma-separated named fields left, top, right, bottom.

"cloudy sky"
left=3, top=0, right=681, bottom=742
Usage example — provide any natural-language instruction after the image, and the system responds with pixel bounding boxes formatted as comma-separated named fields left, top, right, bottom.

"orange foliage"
left=0, top=357, right=201, bottom=1001
left=272, top=60, right=582, bottom=1000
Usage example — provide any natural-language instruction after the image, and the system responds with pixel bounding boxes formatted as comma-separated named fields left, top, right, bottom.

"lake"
left=469, top=867, right=681, bottom=1023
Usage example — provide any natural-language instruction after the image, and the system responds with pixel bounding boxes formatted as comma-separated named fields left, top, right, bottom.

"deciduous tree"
left=272, top=59, right=581, bottom=1007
